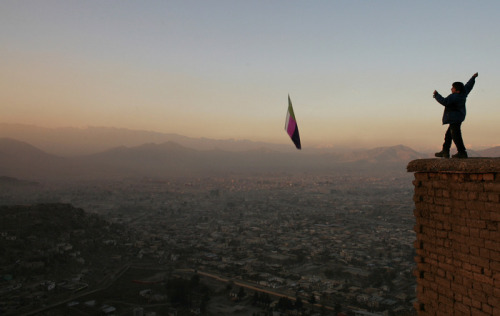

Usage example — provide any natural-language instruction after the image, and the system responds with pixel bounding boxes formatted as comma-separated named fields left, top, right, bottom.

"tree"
left=238, top=287, right=246, bottom=300
left=252, top=292, right=259, bottom=305
left=334, top=302, right=342, bottom=315
left=295, top=296, right=303, bottom=310
left=190, top=274, right=200, bottom=288
left=166, top=278, right=191, bottom=307
left=308, top=293, right=316, bottom=305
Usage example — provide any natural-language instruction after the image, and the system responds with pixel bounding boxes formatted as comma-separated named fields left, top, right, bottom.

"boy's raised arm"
left=464, top=72, right=478, bottom=94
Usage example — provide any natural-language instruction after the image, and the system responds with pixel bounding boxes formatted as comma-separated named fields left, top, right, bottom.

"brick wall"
left=408, top=158, right=500, bottom=316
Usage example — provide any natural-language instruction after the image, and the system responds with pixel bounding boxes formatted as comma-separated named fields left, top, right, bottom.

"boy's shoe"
left=452, top=151, right=468, bottom=159
left=435, top=150, right=450, bottom=158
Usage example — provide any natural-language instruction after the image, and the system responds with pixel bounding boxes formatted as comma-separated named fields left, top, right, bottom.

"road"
left=186, top=269, right=334, bottom=311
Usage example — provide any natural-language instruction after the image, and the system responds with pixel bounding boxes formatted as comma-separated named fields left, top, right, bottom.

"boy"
left=433, top=72, right=478, bottom=159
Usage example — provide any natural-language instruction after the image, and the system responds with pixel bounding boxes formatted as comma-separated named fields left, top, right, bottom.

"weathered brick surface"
left=409, top=159, right=500, bottom=315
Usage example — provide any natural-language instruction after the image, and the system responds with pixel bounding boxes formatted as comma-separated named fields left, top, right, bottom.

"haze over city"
left=1, top=1, right=500, bottom=151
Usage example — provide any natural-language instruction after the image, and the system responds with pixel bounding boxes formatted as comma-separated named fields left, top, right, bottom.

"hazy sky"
left=1, top=1, right=499, bottom=150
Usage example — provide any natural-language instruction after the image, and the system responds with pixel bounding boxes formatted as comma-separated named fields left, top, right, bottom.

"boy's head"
left=452, top=81, right=465, bottom=94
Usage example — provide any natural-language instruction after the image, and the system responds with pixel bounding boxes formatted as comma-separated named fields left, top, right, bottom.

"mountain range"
left=1, top=124, right=498, bottom=180
left=0, top=138, right=427, bottom=180
left=0, top=123, right=299, bottom=156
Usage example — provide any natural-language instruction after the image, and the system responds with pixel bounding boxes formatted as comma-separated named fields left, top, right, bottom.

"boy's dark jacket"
left=434, top=75, right=476, bottom=124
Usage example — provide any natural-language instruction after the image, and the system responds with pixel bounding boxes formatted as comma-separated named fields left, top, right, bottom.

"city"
left=1, top=172, right=417, bottom=315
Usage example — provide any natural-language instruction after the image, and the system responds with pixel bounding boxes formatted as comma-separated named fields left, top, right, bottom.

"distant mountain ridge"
left=478, top=146, right=500, bottom=157
left=1, top=125, right=498, bottom=180
left=0, top=137, right=428, bottom=180
left=0, top=123, right=297, bottom=156
left=1, top=123, right=498, bottom=159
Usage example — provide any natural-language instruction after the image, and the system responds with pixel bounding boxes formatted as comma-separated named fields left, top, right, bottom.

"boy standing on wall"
left=433, top=72, right=478, bottom=159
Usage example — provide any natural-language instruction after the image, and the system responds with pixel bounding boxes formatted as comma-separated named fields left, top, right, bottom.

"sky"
left=1, top=1, right=500, bottom=151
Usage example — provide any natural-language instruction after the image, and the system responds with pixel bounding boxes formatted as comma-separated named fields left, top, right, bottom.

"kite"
left=284, top=95, right=301, bottom=149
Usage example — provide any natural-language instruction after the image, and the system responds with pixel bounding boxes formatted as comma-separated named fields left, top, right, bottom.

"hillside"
left=0, top=203, right=136, bottom=314
left=0, top=203, right=132, bottom=270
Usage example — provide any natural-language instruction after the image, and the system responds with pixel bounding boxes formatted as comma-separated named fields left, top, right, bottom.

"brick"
left=435, top=220, right=444, bottom=230
left=470, top=255, right=489, bottom=268
left=426, top=289, right=438, bottom=301
left=463, top=262, right=472, bottom=271
left=450, top=182, right=467, bottom=191
left=455, top=301, right=471, bottom=314
left=472, top=299, right=483, bottom=309
left=455, top=310, right=469, bottom=316
left=436, top=229, right=448, bottom=239
left=491, top=261, right=500, bottom=272
left=473, top=272, right=494, bottom=285
left=490, top=250, right=500, bottom=261
left=466, top=200, right=486, bottom=210
left=489, top=230, right=500, bottom=241
left=415, top=173, right=429, bottom=180
left=443, top=221, right=452, bottom=231
left=469, top=209, right=482, bottom=219
left=438, top=261, right=455, bottom=273
left=483, top=173, right=495, bottom=181
left=487, top=221, right=498, bottom=231
left=418, top=262, right=431, bottom=272
left=487, top=203, right=500, bottom=213
left=435, top=275, right=451, bottom=290
left=411, top=170, right=500, bottom=315
left=455, top=251, right=471, bottom=263
left=482, top=303, right=493, bottom=315
left=469, top=220, right=487, bottom=229
left=470, top=174, right=480, bottom=180
left=493, top=287, right=500, bottom=298
left=471, top=307, right=490, bottom=316
left=469, top=236, right=485, bottom=248
left=435, top=197, right=451, bottom=206
left=437, top=295, right=453, bottom=308
left=451, top=282, right=468, bottom=296
left=492, top=211, right=500, bottom=222
left=484, top=268, right=493, bottom=277
left=414, top=195, right=424, bottom=203
left=463, top=295, right=472, bottom=306
left=479, top=192, right=489, bottom=202
left=485, top=239, right=500, bottom=252
left=494, top=277, right=500, bottom=288
left=452, top=199, right=466, bottom=209
left=488, top=193, right=500, bottom=203
left=453, top=191, right=466, bottom=200
left=413, top=301, right=424, bottom=311
left=470, top=227, right=481, bottom=237
left=484, top=182, right=500, bottom=193
left=480, top=229, right=490, bottom=239
left=469, top=288, right=488, bottom=303
left=479, top=247, right=490, bottom=259
left=488, top=295, right=500, bottom=307
left=469, top=193, right=483, bottom=203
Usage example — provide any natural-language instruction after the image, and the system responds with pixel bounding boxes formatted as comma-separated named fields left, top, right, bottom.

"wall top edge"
left=407, top=158, right=500, bottom=173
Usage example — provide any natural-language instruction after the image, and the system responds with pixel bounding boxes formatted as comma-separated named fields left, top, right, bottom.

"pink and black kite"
left=284, top=95, right=301, bottom=150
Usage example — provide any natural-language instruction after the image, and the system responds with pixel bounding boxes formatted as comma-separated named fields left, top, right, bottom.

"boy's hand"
left=473, top=72, right=478, bottom=78
left=433, top=90, right=437, bottom=98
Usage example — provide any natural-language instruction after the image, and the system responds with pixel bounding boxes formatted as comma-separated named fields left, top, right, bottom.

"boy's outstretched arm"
left=433, top=90, right=446, bottom=106
left=464, top=72, right=478, bottom=94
